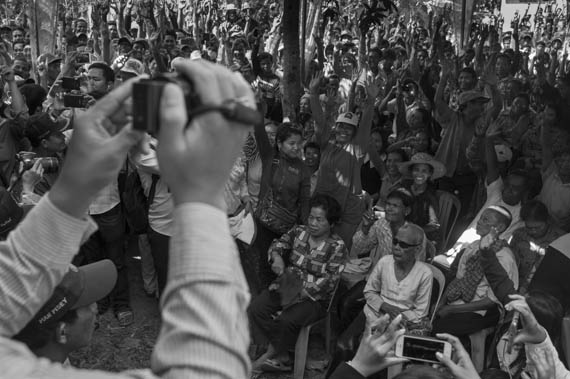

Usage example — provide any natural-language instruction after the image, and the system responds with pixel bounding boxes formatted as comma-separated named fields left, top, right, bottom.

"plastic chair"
left=293, top=282, right=340, bottom=379
left=427, top=264, right=446, bottom=325
left=469, top=326, right=496, bottom=372
left=436, top=190, right=461, bottom=253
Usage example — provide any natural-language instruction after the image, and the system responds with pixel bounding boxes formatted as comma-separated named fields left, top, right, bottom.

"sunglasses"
left=393, top=237, right=421, bottom=249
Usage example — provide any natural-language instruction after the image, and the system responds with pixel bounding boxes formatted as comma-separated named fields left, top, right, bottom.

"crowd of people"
left=1, top=0, right=570, bottom=378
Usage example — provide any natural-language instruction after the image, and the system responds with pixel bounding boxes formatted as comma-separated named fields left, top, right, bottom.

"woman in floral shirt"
left=248, top=194, right=348, bottom=374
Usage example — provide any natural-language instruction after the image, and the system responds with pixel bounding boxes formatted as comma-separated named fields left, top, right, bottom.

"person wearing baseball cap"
left=117, top=37, right=132, bottom=55
left=13, top=260, right=117, bottom=363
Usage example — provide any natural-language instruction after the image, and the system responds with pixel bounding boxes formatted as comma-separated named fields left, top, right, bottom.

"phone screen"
left=402, top=336, right=446, bottom=363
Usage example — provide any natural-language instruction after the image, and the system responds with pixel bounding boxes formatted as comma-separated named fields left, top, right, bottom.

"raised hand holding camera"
left=155, top=59, right=258, bottom=210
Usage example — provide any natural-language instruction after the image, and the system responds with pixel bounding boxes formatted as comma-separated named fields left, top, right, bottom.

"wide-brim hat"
left=399, top=152, right=446, bottom=180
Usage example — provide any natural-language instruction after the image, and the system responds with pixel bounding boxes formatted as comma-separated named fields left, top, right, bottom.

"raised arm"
left=354, top=77, right=382, bottom=148
left=434, top=59, right=453, bottom=125
left=152, top=60, right=256, bottom=378
left=309, top=72, right=333, bottom=147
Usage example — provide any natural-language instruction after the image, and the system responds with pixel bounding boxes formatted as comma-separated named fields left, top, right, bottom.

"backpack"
left=121, top=159, right=159, bottom=235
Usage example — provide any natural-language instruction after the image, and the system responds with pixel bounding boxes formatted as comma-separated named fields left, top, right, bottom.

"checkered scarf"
left=445, top=240, right=508, bottom=303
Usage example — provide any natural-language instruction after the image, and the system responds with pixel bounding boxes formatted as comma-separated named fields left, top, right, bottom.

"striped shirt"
left=0, top=196, right=251, bottom=378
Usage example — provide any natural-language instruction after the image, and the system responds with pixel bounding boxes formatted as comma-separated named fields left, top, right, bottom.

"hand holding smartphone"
left=395, top=335, right=452, bottom=364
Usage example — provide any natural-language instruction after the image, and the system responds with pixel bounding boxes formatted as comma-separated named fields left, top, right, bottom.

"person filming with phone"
left=433, top=205, right=519, bottom=339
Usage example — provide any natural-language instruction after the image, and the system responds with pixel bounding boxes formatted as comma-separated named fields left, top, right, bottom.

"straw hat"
left=399, top=152, right=446, bottom=180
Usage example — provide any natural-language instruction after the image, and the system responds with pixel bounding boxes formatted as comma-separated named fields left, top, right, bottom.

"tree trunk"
left=281, top=0, right=302, bottom=123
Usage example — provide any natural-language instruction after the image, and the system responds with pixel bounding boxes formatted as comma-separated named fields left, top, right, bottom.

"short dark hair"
left=164, top=30, right=177, bottom=39
left=520, top=199, right=549, bottom=223
left=387, top=148, right=408, bottom=162
left=459, top=67, right=477, bottom=79
left=303, top=141, right=320, bottom=154
left=258, top=52, right=273, bottom=63
left=527, top=289, right=564, bottom=341
left=309, top=194, right=342, bottom=225
left=276, top=123, right=302, bottom=146
left=88, top=62, right=115, bottom=83
left=12, top=309, right=78, bottom=350
left=387, top=188, right=414, bottom=208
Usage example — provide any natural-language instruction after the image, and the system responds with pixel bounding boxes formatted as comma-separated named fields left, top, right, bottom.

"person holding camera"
left=22, top=113, right=67, bottom=196
left=1, top=59, right=255, bottom=378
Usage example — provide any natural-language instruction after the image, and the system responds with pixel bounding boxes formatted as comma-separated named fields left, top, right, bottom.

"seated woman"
left=363, top=223, right=433, bottom=330
left=248, top=194, right=348, bottom=373
left=398, top=152, right=445, bottom=246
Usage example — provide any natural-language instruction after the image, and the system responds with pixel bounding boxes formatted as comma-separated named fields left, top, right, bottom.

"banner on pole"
left=29, top=0, right=59, bottom=58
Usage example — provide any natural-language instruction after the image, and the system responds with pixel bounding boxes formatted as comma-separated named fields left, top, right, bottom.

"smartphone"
left=76, top=53, right=90, bottom=64
left=61, top=76, right=80, bottom=91
left=395, top=335, right=452, bottom=364
left=63, top=94, right=88, bottom=108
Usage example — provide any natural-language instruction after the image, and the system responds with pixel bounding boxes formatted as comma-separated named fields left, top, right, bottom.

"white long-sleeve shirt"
left=525, top=328, right=570, bottom=379
left=0, top=196, right=251, bottom=378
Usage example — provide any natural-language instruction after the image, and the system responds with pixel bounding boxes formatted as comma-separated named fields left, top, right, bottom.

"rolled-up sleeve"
left=151, top=203, right=251, bottom=379
left=0, top=196, right=97, bottom=337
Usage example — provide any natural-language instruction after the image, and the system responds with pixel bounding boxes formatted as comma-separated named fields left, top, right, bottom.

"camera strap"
left=186, top=100, right=262, bottom=127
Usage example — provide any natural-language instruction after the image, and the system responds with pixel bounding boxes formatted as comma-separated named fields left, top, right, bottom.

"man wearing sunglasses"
left=363, top=223, right=433, bottom=329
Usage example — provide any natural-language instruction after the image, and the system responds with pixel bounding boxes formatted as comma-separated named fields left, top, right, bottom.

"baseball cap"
left=133, top=39, right=149, bottom=50
left=33, top=260, right=117, bottom=327
left=118, top=37, right=132, bottom=46
left=120, top=58, right=145, bottom=76
left=226, top=4, right=237, bottom=11
left=0, top=187, right=23, bottom=238
left=336, top=112, right=359, bottom=127
left=38, top=53, right=62, bottom=66
left=26, top=113, right=68, bottom=141
left=458, top=90, right=490, bottom=106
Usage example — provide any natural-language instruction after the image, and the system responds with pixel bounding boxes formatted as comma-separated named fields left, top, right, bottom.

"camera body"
left=16, top=153, right=59, bottom=173
left=63, top=94, right=89, bottom=108
left=61, top=76, right=80, bottom=91
left=76, top=53, right=91, bottom=64
left=132, top=72, right=263, bottom=135
left=133, top=73, right=200, bottom=135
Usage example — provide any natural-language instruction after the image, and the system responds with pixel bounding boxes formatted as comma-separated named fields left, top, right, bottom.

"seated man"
left=363, top=223, right=433, bottom=330
left=433, top=206, right=519, bottom=337
left=338, top=188, right=432, bottom=330
left=325, top=223, right=433, bottom=377
left=248, top=194, right=347, bottom=373
left=435, top=132, right=529, bottom=268
left=13, top=260, right=116, bottom=364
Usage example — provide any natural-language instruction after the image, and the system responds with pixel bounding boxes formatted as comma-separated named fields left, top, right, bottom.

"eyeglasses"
left=392, top=237, right=421, bottom=249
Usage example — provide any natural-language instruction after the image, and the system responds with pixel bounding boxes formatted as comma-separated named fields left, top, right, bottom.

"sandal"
left=260, top=358, right=292, bottom=372
left=115, top=310, right=134, bottom=327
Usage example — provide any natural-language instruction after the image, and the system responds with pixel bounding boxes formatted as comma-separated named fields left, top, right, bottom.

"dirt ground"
left=69, top=238, right=330, bottom=379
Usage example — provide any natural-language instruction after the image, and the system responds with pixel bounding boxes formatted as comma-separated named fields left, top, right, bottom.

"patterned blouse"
left=268, top=225, right=348, bottom=302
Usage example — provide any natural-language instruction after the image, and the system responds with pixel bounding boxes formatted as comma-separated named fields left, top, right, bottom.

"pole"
left=460, top=0, right=467, bottom=49
left=301, top=0, right=308, bottom=85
